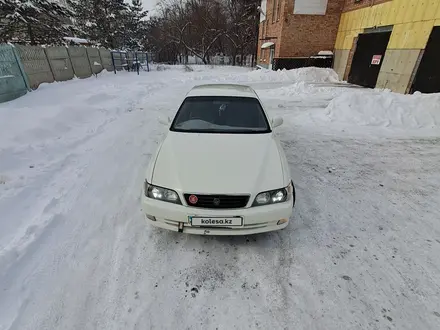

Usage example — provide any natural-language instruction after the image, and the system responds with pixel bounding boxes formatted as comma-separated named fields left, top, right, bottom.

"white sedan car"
left=142, top=84, right=295, bottom=235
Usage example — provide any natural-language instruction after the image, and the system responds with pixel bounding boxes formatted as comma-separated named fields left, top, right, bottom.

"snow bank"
left=63, top=37, right=89, bottom=44
left=242, top=67, right=340, bottom=83
left=325, top=90, right=440, bottom=129
left=285, top=67, right=340, bottom=83
left=148, top=65, right=340, bottom=84
left=153, top=64, right=180, bottom=71
left=165, top=66, right=341, bottom=84
left=270, top=83, right=440, bottom=137
left=152, top=64, right=210, bottom=72
left=266, top=81, right=345, bottom=99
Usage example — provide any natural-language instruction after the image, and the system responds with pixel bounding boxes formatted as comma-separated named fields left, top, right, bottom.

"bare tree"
left=222, top=0, right=260, bottom=66
left=144, top=0, right=260, bottom=65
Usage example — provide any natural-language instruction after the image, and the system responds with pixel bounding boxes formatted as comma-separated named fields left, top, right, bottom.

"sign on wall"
left=260, top=0, right=267, bottom=22
left=293, top=0, right=328, bottom=15
left=371, top=55, right=382, bottom=65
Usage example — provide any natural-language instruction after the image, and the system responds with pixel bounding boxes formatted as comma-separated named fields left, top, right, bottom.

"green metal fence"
left=0, top=44, right=29, bottom=103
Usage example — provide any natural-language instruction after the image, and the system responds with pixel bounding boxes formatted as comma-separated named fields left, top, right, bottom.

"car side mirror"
left=158, top=116, right=171, bottom=126
left=272, top=117, right=283, bottom=128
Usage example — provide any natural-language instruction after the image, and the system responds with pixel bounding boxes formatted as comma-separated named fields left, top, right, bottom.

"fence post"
left=43, top=48, right=57, bottom=82
left=11, top=46, right=31, bottom=91
left=135, top=52, right=139, bottom=75
left=66, top=46, right=76, bottom=78
left=98, top=48, right=104, bottom=72
left=111, top=51, right=116, bottom=74
left=123, top=52, right=128, bottom=72
left=85, top=47, right=95, bottom=77
left=146, top=53, right=150, bottom=72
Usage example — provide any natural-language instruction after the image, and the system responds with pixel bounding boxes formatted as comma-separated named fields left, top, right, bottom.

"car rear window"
left=170, top=96, right=271, bottom=134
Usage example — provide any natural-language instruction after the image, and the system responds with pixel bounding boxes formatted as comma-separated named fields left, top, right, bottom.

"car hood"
left=151, top=132, right=285, bottom=194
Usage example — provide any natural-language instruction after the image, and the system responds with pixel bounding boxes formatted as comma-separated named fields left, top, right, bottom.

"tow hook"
left=178, top=222, right=184, bottom=233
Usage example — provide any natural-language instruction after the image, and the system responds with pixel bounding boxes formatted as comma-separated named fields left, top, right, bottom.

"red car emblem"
left=189, top=195, right=198, bottom=204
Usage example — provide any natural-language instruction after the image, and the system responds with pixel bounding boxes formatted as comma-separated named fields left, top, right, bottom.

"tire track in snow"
left=0, top=77, right=171, bottom=330
left=0, top=77, right=171, bottom=270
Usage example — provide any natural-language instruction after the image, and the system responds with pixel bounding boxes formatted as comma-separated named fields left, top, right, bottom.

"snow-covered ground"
left=1, top=66, right=440, bottom=330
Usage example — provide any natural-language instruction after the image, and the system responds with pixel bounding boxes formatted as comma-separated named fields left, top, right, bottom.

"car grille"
left=184, top=194, right=250, bottom=209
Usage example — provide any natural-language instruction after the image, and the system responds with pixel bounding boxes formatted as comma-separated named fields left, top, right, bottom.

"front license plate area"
left=190, top=217, right=243, bottom=227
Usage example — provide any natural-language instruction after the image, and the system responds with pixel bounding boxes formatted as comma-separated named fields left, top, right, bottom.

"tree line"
left=147, top=0, right=260, bottom=65
left=0, top=0, right=260, bottom=64
left=0, top=0, right=147, bottom=49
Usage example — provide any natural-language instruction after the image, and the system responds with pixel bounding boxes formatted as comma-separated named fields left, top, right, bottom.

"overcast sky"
left=142, top=0, right=158, bottom=14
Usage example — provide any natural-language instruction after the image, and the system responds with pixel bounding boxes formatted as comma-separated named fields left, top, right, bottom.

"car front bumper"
left=141, top=194, right=294, bottom=236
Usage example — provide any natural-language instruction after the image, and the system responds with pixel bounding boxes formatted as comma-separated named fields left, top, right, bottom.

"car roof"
left=186, top=84, right=258, bottom=98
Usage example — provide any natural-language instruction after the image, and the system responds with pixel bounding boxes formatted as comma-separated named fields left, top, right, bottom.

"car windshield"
left=170, top=96, right=271, bottom=134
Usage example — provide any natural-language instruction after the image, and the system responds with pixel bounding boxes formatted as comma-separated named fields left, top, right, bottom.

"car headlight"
left=144, top=181, right=181, bottom=204
left=252, top=183, right=292, bottom=207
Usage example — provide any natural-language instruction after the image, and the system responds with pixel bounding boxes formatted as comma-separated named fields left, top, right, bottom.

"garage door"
left=411, top=27, right=440, bottom=94
left=348, top=31, right=391, bottom=88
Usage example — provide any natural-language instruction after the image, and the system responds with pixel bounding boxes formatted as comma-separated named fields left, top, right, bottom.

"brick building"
left=334, top=0, right=440, bottom=93
left=257, top=0, right=345, bottom=69
left=258, top=0, right=440, bottom=94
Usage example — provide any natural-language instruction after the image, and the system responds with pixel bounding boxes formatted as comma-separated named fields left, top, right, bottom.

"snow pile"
left=147, top=65, right=340, bottom=85
left=325, top=90, right=440, bottom=129
left=166, top=66, right=341, bottom=84
left=153, top=64, right=180, bottom=71
left=239, top=69, right=292, bottom=82
left=266, top=81, right=345, bottom=99
left=318, top=50, right=334, bottom=55
left=241, top=67, right=340, bottom=83
left=63, top=37, right=89, bottom=44
left=284, top=67, right=340, bottom=83
left=152, top=64, right=213, bottom=73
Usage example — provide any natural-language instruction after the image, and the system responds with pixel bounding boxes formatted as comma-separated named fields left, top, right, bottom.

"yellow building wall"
left=335, top=0, right=440, bottom=50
